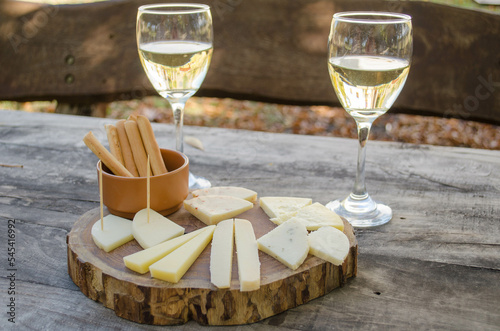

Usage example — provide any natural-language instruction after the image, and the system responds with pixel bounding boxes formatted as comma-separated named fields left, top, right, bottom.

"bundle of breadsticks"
left=83, top=115, right=168, bottom=177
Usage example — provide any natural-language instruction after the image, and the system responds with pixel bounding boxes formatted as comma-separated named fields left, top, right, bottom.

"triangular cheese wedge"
left=308, top=226, right=349, bottom=266
left=149, top=225, right=216, bottom=283
left=91, top=214, right=133, bottom=252
left=257, top=219, right=309, bottom=270
left=271, top=203, right=344, bottom=231
left=259, top=197, right=312, bottom=218
left=234, top=219, right=260, bottom=291
left=124, top=227, right=207, bottom=274
left=210, top=219, right=234, bottom=289
left=183, top=195, right=253, bottom=225
left=132, top=208, right=185, bottom=249
left=192, top=186, right=258, bottom=202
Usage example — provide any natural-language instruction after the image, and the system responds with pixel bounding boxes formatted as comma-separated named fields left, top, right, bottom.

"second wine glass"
left=326, top=12, right=413, bottom=227
left=137, top=3, right=213, bottom=189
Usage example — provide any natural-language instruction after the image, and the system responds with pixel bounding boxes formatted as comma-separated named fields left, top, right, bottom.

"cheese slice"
left=183, top=195, right=253, bottom=225
left=308, top=226, right=350, bottom=266
left=91, top=214, right=133, bottom=252
left=210, top=219, right=234, bottom=289
left=132, top=208, right=185, bottom=249
left=269, top=210, right=298, bottom=226
left=271, top=202, right=344, bottom=231
left=257, top=219, right=309, bottom=270
left=234, top=219, right=260, bottom=291
left=259, top=197, right=312, bottom=218
left=149, top=225, right=216, bottom=283
left=192, top=186, right=258, bottom=203
left=124, top=227, right=207, bottom=274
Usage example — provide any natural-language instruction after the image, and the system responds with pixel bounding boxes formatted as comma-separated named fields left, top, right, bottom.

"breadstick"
left=128, top=114, right=137, bottom=121
left=124, top=120, right=151, bottom=177
left=104, top=124, right=124, bottom=166
left=136, top=115, right=168, bottom=176
left=116, top=120, right=139, bottom=177
left=83, top=131, right=133, bottom=177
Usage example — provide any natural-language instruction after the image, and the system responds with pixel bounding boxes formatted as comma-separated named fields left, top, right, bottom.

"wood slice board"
left=67, top=203, right=358, bottom=326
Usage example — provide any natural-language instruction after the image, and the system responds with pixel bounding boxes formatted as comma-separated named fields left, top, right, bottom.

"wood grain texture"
left=0, top=1, right=499, bottom=124
left=67, top=205, right=357, bottom=325
left=1, top=110, right=500, bottom=329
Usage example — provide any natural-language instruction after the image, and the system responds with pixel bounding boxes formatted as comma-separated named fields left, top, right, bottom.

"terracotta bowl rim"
left=96, top=148, right=189, bottom=180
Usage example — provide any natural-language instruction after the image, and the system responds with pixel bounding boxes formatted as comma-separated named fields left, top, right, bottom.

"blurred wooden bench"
left=1, top=0, right=499, bottom=124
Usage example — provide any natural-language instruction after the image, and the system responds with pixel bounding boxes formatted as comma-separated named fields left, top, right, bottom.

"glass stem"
left=352, top=119, right=374, bottom=198
left=171, top=101, right=186, bottom=153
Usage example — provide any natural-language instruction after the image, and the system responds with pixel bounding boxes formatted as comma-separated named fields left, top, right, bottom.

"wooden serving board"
left=67, top=203, right=358, bottom=326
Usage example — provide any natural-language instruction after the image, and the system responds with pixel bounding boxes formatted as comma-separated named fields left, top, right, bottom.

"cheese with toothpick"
left=124, top=227, right=207, bottom=274
left=234, top=219, right=260, bottom=291
left=271, top=202, right=344, bottom=231
left=259, top=197, right=312, bottom=218
left=132, top=208, right=184, bottom=249
left=192, top=186, right=258, bottom=203
left=257, top=219, right=309, bottom=270
left=308, top=226, right=350, bottom=266
left=210, top=219, right=234, bottom=289
left=183, top=195, right=253, bottom=225
left=91, top=215, right=133, bottom=252
left=149, top=225, right=216, bottom=283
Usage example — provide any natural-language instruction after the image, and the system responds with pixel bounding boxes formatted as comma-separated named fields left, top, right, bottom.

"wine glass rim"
left=138, top=3, right=210, bottom=15
left=333, top=11, right=411, bottom=24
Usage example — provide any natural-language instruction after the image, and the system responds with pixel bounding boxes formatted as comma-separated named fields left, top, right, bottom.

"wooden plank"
left=0, top=1, right=499, bottom=124
left=1, top=110, right=500, bottom=329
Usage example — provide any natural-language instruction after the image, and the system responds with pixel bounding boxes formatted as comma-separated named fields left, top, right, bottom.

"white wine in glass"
left=137, top=4, right=213, bottom=189
left=326, top=12, right=413, bottom=227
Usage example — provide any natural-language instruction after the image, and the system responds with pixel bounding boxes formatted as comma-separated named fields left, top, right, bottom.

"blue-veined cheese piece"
left=257, top=219, right=309, bottom=270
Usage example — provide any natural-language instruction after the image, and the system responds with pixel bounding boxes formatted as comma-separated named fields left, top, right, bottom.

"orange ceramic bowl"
left=97, top=149, right=189, bottom=219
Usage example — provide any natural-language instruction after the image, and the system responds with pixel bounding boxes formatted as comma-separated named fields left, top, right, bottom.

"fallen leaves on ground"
left=106, top=96, right=500, bottom=151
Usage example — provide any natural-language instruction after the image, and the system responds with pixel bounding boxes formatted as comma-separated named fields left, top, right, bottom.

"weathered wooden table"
left=1, top=109, right=499, bottom=330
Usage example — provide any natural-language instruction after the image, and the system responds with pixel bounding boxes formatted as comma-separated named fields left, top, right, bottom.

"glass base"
left=326, top=193, right=392, bottom=228
left=188, top=172, right=211, bottom=190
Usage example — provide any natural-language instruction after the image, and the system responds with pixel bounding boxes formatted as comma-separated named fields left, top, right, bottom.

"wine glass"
left=326, top=12, right=413, bottom=227
left=137, top=3, right=213, bottom=189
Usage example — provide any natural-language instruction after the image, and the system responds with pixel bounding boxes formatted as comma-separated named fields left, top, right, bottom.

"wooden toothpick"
left=147, top=155, right=150, bottom=224
left=99, top=161, right=104, bottom=231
